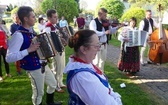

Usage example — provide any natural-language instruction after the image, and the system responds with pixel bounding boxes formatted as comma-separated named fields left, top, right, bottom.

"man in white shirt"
left=6, top=6, right=62, bottom=105
left=43, top=9, right=66, bottom=93
left=139, top=10, right=159, bottom=66
left=89, top=8, right=120, bottom=71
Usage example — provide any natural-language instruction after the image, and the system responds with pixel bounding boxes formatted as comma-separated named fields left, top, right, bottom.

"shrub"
left=120, top=7, right=145, bottom=27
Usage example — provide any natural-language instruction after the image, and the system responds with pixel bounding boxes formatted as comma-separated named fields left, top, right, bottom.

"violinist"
left=139, top=10, right=159, bottom=66
left=89, top=8, right=121, bottom=71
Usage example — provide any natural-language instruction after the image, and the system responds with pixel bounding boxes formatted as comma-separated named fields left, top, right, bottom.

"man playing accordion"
left=43, top=9, right=66, bottom=93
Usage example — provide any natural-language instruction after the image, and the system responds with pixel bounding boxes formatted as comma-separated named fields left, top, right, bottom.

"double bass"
left=148, top=4, right=168, bottom=64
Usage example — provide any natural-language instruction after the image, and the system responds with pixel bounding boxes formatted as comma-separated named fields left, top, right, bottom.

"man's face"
left=13, top=14, right=20, bottom=24
left=48, top=13, right=57, bottom=24
left=99, top=10, right=107, bottom=20
left=26, top=11, right=36, bottom=27
left=146, top=11, right=152, bottom=19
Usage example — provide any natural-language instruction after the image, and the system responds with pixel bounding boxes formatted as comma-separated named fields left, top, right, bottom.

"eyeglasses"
left=85, top=43, right=102, bottom=49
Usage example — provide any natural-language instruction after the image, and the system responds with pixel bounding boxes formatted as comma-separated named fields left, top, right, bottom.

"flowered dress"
left=117, top=26, right=140, bottom=73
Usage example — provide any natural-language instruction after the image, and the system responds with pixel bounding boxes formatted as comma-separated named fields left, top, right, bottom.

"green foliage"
left=120, top=7, right=145, bottom=27
left=41, top=0, right=78, bottom=23
left=96, top=0, right=125, bottom=19
left=41, top=0, right=54, bottom=13
left=3, top=18, right=12, bottom=23
left=11, top=7, right=19, bottom=15
left=81, top=9, right=94, bottom=17
left=33, top=0, right=44, bottom=16
left=128, top=0, right=168, bottom=11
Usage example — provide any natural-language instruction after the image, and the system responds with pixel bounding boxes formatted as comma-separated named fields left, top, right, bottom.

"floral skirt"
left=118, top=43, right=140, bottom=73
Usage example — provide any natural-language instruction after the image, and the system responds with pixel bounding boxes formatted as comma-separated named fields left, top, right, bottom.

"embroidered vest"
left=45, top=22, right=56, bottom=31
left=18, top=26, right=41, bottom=70
left=94, top=18, right=103, bottom=31
left=143, top=18, right=154, bottom=32
left=67, top=68, right=109, bottom=105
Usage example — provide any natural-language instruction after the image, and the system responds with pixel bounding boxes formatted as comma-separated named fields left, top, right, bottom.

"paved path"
left=107, top=44, right=168, bottom=105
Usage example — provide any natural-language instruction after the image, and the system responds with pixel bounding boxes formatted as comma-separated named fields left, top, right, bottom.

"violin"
left=111, top=22, right=127, bottom=27
left=102, top=19, right=110, bottom=30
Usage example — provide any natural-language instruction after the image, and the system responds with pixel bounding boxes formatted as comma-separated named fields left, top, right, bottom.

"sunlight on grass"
left=0, top=28, right=158, bottom=104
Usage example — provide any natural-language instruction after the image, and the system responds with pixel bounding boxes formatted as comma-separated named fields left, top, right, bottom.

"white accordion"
left=125, top=30, right=148, bottom=47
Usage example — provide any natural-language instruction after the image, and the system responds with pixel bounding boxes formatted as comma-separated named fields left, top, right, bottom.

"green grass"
left=0, top=21, right=158, bottom=105
left=0, top=45, right=158, bottom=105
left=109, top=35, right=121, bottom=47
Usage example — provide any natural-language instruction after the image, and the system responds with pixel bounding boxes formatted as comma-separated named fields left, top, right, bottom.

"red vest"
left=0, top=30, right=7, bottom=49
left=45, top=22, right=56, bottom=31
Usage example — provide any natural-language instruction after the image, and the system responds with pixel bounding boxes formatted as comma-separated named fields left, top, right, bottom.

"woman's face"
left=83, top=34, right=101, bottom=63
left=129, top=20, right=136, bottom=28
left=40, top=19, right=44, bottom=24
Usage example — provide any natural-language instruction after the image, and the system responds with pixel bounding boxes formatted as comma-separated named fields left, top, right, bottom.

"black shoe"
left=147, top=61, right=153, bottom=64
left=46, top=93, right=62, bottom=105
left=39, top=102, right=42, bottom=105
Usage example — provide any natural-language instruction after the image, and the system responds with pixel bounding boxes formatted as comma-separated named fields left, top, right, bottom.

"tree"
left=120, top=7, right=145, bottom=27
left=96, top=0, right=125, bottom=19
left=33, top=0, right=44, bottom=15
left=8, top=4, right=14, bottom=11
left=11, top=7, right=19, bottom=15
left=74, top=0, right=80, bottom=13
left=41, top=0, right=78, bottom=23
left=128, top=0, right=168, bottom=11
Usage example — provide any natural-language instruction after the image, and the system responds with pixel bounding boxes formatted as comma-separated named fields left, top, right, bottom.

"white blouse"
left=64, top=57, right=122, bottom=105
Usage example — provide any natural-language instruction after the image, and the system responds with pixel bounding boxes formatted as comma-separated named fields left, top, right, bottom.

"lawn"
left=0, top=22, right=158, bottom=105
left=0, top=45, right=158, bottom=105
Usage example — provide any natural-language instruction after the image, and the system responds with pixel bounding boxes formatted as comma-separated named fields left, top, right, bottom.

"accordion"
left=32, top=32, right=57, bottom=60
left=50, top=26, right=72, bottom=54
left=124, top=30, right=148, bottom=47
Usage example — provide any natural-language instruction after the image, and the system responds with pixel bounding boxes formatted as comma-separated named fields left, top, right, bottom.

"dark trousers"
left=0, top=47, right=9, bottom=76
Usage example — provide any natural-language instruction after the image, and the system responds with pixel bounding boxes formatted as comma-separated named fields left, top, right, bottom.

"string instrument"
left=148, top=4, right=168, bottom=64
left=102, top=19, right=110, bottom=31
left=111, top=22, right=127, bottom=27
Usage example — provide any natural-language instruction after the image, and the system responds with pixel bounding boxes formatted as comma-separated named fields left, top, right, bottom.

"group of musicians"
left=0, top=5, right=159, bottom=105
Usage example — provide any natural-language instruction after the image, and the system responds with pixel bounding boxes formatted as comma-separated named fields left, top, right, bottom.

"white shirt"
left=89, top=19, right=118, bottom=43
left=6, top=31, right=29, bottom=63
left=43, top=24, right=57, bottom=33
left=85, top=19, right=90, bottom=27
left=37, top=23, right=46, bottom=34
left=139, top=18, right=158, bottom=34
left=64, top=57, right=122, bottom=105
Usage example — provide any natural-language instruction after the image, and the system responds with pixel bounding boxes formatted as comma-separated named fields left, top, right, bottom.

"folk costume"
left=44, top=22, right=66, bottom=92
left=118, top=26, right=140, bottom=73
left=6, top=26, right=58, bottom=105
left=64, top=56, right=122, bottom=105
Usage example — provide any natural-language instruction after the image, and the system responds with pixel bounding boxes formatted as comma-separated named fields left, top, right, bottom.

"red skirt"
left=118, top=43, right=140, bottom=73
